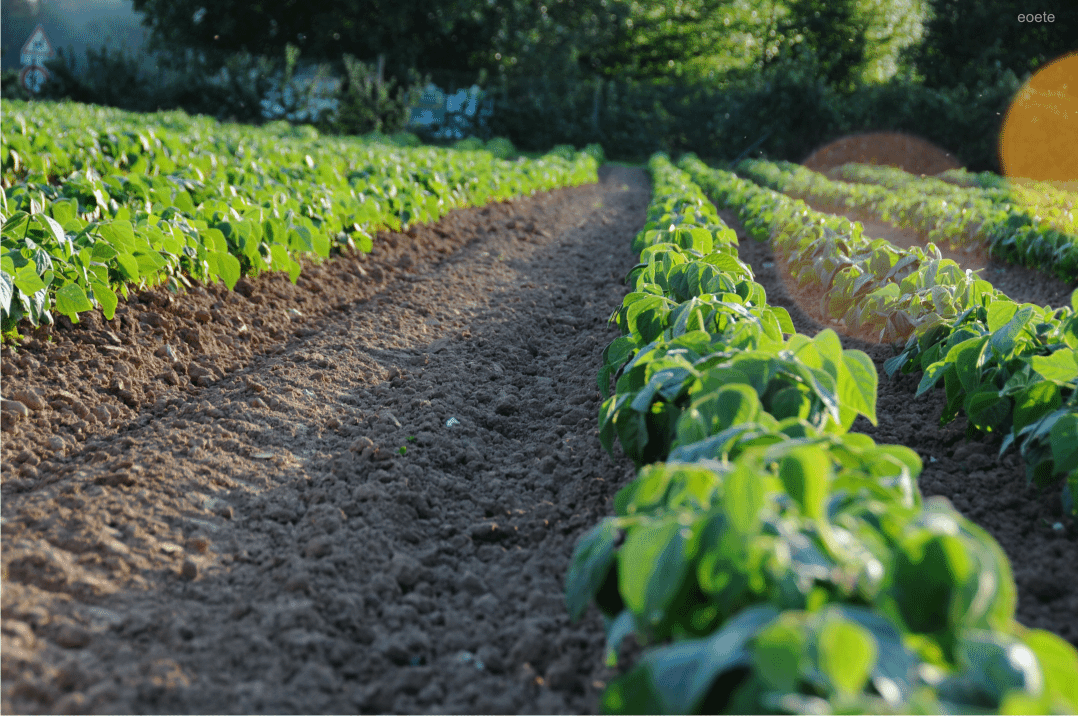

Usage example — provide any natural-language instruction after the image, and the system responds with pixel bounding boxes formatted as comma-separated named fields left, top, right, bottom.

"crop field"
left=2, top=102, right=1077, bottom=714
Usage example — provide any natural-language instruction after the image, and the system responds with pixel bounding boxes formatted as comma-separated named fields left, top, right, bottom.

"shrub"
left=485, top=136, right=517, bottom=160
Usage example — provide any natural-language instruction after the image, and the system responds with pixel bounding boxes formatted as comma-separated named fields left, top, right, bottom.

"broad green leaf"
left=1030, top=350, right=1078, bottom=384
left=725, top=463, right=767, bottom=534
left=13, top=263, right=46, bottom=296
left=213, top=251, right=241, bottom=290
left=53, top=282, right=93, bottom=321
left=1050, top=413, right=1078, bottom=474
left=565, top=520, right=620, bottom=621
left=840, top=349, right=878, bottom=425
left=818, top=617, right=877, bottom=697
left=1021, top=628, right=1078, bottom=713
left=90, top=279, right=118, bottom=320
left=618, top=516, right=692, bottom=620
left=752, top=614, right=804, bottom=692
left=778, top=446, right=830, bottom=521
left=0, top=271, right=14, bottom=313
left=1013, top=382, right=1062, bottom=436
left=114, top=251, right=140, bottom=281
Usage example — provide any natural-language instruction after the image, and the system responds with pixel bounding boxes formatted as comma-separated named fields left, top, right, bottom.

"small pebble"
left=181, top=559, right=199, bottom=580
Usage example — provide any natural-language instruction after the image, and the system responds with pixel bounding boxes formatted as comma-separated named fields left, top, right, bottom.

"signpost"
left=19, top=24, right=55, bottom=94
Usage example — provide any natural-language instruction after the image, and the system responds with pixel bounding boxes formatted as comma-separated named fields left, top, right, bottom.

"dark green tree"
left=907, top=0, right=1078, bottom=88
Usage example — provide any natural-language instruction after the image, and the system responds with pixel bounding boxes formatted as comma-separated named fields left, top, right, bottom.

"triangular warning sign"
left=20, top=25, right=55, bottom=66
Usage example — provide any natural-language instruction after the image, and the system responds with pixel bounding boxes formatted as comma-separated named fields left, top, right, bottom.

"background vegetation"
left=2, top=0, right=1076, bottom=170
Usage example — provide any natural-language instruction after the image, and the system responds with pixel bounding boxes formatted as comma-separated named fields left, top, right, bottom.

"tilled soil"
left=1, top=167, right=649, bottom=715
left=723, top=209, right=1078, bottom=650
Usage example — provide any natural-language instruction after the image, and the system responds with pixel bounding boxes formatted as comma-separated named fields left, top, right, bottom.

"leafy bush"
left=484, top=137, right=517, bottom=160
left=582, top=142, right=606, bottom=164
left=453, top=137, right=485, bottom=152
left=329, top=55, right=428, bottom=135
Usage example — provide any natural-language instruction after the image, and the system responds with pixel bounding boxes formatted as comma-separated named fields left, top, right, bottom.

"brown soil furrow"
left=722, top=209, right=1078, bottom=651
left=1, top=167, right=650, bottom=714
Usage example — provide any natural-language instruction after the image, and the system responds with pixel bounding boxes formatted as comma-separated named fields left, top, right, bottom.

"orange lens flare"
left=999, top=52, right=1078, bottom=184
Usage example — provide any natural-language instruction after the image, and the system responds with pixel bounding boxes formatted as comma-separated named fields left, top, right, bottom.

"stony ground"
left=1, top=163, right=1075, bottom=716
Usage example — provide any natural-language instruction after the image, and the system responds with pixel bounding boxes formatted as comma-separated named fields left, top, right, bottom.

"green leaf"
left=53, top=282, right=93, bottom=321
left=966, top=387, right=1012, bottom=434
left=840, top=349, right=878, bottom=425
left=114, top=251, right=140, bottom=281
left=777, top=446, right=830, bottom=521
left=725, top=463, right=767, bottom=534
left=752, top=614, right=804, bottom=692
left=818, top=617, right=877, bottom=697
left=1030, top=350, right=1078, bottom=384
left=1013, top=382, right=1062, bottom=436
left=618, top=516, right=692, bottom=621
left=13, top=263, right=46, bottom=296
left=213, top=251, right=241, bottom=290
left=600, top=605, right=780, bottom=715
left=0, top=271, right=13, bottom=314
left=90, top=279, right=119, bottom=320
left=1050, top=413, right=1078, bottom=475
left=1021, top=628, right=1078, bottom=713
left=565, top=520, right=620, bottom=622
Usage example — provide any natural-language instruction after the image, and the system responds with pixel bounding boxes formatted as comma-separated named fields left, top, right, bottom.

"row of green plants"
left=937, top=168, right=1078, bottom=204
left=738, top=159, right=1078, bottom=283
left=884, top=294, right=1078, bottom=517
left=680, top=155, right=1001, bottom=343
left=566, top=153, right=1078, bottom=714
left=709, top=157, right=1078, bottom=515
left=843, top=165, right=1076, bottom=233
left=0, top=101, right=601, bottom=343
left=827, top=163, right=1078, bottom=274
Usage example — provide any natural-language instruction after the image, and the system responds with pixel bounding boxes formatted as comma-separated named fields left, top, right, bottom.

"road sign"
left=20, top=25, right=55, bottom=67
left=19, top=65, right=50, bottom=93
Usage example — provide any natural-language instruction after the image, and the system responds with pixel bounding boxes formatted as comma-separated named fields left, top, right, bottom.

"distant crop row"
left=800, top=162, right=1078, bottom=279
left=0, top=101, right=601, bottom=343
left=848, top=165, right=1076, bottom=237
left=683, top=155, right=1077, bottom=519
left=566, top=154, right=1078, bottom=715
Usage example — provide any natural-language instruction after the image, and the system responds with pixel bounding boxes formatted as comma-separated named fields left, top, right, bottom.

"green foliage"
left=484, top=137, right=517, bottom=160
left=569, top=150, right=1078, bottom=715
left=907, top=0, right=1078, bottom=89
left=331, top=55, right=428, bottom=135
left=682, top=155, right=1004, bottom=343
left=453, top=137, right=485, bottom=152
left=887, top=291, right=1078, bottom=514
left=826, top=163, right=1078, bottom=280
left=0, top=100, right=599, bottom=342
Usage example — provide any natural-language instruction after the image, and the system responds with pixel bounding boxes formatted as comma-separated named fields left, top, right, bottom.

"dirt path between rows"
left=1, top=167, right=650, bottom=714
left=721, top=208, right=1078, bottom=652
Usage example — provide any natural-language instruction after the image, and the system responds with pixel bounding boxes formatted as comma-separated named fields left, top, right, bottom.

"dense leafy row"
left=689, top=156, right=1078, bottom=515
left=566, top=154, right=1078, bottom=714
left=848, top=165, right=1075, bottom=228
left=722, top=157, right=1078, bottom=516
left=885, top=295, right=1078, bottom=516
left=819, top=163, right=1078, bottom=277
left=0, top=101, right=600, bottom=343
left=681, top=155, right=1002, bottom=343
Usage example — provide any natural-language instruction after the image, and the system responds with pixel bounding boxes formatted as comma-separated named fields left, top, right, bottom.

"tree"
left=129, top=0, right=493, bottom=80
left=907, top=0, right=1078, bottom=88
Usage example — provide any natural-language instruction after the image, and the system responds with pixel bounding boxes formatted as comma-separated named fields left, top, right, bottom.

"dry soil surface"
left=1, top=167, right=649, bottom=715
